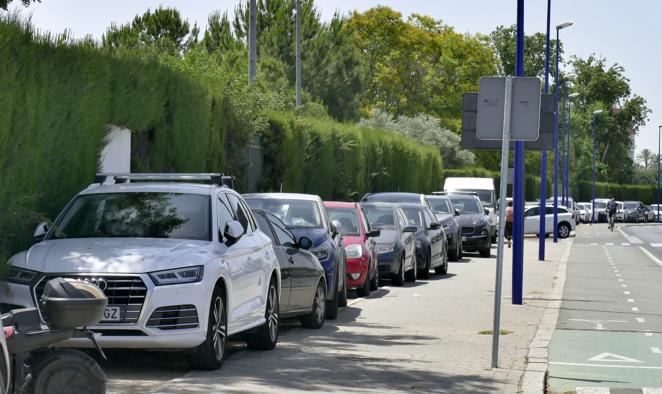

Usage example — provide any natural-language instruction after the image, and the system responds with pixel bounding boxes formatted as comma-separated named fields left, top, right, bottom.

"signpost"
left=467, top=76, right=542, bottom=368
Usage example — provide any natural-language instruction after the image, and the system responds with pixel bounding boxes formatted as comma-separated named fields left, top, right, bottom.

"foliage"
left=358, top=109, right=475, bottom=168
left=636, top=149, right=654, bottom=170
left=0, top=0, right=38, bottom=10
left=489, top=25, right=562, bottom=80
left=347, top=7, right=497, bottom=130
left=260, top=112, right=443, bottom=200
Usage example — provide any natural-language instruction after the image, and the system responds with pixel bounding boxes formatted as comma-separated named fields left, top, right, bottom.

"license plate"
left=102, top=306, right=121, bottom=321
left=462, top=236, right=467, bottom=241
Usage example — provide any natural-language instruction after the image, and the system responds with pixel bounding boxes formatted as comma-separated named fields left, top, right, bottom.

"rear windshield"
left=428, top=197, right=452, bottom=214
left=623, top=202, right=638, bottom=209
left=449, top=189, right=492, bottom=206
left=363, top=206, right=396, bottom=229
left=326, top=207, right=360, bottom=236
left=51, top=192, right=210, bottom=241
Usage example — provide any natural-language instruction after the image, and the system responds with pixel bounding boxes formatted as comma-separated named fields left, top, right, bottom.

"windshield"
left=623, top=202, right=638, bottom=209
left=245, top=198, right=323, bottom=229
left=593, top=202, right=607, bottom=209
left=428, top=197, right=452, bottom=214
left=401, top=207, right=424, bottom=228
left=364, top=193, right=419, bottom=204
left=449, top=196, right=483, bottom=214
left=363, top=206, right=396, bottom=229
left=326, top=207, right=360, bottom=236
left=451, top=189, right=492, bottom=206
left=51, top=192, right=210, bottom=241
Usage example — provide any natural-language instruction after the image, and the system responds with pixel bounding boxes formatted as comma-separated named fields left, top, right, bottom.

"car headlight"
left=375, top=243, right=394, bottom=254
left=481, top=229, right=488, bottom=236
left=149, top=266, right=204, bottom=286
left=311, top=246, right=331, bottom=261
left=472, top=218, right=487, bottom=226
left=6, top=267, right=39, bottom=285
left=441, top=218, right=455, bottom=228
left=345, top=244, right=363, bottom=259
left=415, top=240, right=422, bottom=249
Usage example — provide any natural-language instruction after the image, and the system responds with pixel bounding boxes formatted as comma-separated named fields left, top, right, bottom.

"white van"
left=443, top=177, right=497, bottom=241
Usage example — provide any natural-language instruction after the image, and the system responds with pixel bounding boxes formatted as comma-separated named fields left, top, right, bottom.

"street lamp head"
left=556, top=21, right=573, bottom=30
left=568, top=93, right=580, bottom=99
left=593, top=109, right=604, bottom=115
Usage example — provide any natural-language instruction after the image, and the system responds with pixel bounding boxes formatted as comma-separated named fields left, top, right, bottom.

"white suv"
left=1, top=173, right=281, bottom=370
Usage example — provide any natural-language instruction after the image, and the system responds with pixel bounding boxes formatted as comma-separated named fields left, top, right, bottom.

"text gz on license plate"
left=103, top=306, right=121, bottom=321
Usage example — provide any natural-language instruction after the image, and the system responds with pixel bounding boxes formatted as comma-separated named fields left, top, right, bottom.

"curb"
left=518, top=239, right=573, bottom=394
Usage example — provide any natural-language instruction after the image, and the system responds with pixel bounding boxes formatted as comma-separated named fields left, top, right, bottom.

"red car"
left=324, top=201, right=380, bottom=297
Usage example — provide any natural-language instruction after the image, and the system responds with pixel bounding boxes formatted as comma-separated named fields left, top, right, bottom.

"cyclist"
left=606, top=197, right=617, bottom=230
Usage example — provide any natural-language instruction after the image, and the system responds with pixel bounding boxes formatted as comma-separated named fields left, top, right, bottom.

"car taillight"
left=3, top=326, right=13, bottom=339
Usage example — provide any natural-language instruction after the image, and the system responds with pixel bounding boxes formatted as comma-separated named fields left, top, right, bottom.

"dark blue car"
left=244, top=193, right=347, bottom=319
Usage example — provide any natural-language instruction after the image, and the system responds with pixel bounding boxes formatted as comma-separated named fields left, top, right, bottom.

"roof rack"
left=444, top=191, right=479, bottom=196
left=94, top=173, right=231, bottom=187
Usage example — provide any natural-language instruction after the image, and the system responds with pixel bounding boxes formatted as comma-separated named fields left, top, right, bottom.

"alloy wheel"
left=314, top=284, right=325, bottom=323
left=267, top=285, right=279, bottom=341
left=212, top=296, right=226, bottom=361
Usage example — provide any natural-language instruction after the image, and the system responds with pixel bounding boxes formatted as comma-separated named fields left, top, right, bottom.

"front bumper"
left=376, top=250, right=399, bottom=277
left=1, top=275, right=210, bottom=350
left=461, top=234, right=490, bottom=251
left=345, top=256, right=369, bottom=289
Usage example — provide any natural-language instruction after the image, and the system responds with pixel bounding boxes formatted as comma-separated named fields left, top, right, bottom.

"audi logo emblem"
left=86, top=278, right=108, bottom=291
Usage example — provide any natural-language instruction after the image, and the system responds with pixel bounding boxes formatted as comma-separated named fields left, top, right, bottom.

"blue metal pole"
left=512, top=0, right=525, bottom=305
left=538, top=0, right=551, bottom=262
left=553, top=27, right=560, bottom=242
left=562, top=81, right=567, bottom=206
left=566, top=99, right=572, bottom=204
left=658, top=125, right=661, bottom=222
left=592, top=116, right=597, bottom=223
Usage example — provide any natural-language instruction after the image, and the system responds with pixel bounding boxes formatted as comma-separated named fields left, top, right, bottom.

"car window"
left=217, top=194, right=234, bottom=236
left=526, top=207, right=540, bottom=216
left=246, top=198, right=323, bottom=229
left=363, top=206, right=396, bottom=229
left=401, top=207, right=424, bottom=228
left=51, top=192, right=211, bottom=241
left=449, top=197, right=483, bottom=214
left=253, top=211, right=277, bottom=244
left=266, top=213, right=297, bottom=247
left=326, top=207, right=360, bottom=236
left=428, top=197, right=452, bottom=214
left=359, top=207, right=371, bottom=233
left=424, top=209, right=435, bottom=227
left=396, top=208, right=408, bottom=229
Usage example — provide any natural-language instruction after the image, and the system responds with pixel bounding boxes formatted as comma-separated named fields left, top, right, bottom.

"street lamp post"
left=561, top=81, right=567, bottom=206
left=658, top=125, right=661, bottom=222
left=538, top=0, right=552, bottom=261
left=566, top=92, right=579, bottom=204
left=591, top=109, right=604, bottom=223
left=553, top=21, right=573, bottom=242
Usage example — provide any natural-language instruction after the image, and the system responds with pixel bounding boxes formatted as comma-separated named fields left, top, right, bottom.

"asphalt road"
left=548, top=222, right=662, bottom=392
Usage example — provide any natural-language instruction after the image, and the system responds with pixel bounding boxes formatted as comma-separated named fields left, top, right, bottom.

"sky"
left=10, top=0, right=662, bottom=157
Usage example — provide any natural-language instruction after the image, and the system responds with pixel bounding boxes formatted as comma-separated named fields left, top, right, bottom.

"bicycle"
left=608, top=211, right=615, bottom=231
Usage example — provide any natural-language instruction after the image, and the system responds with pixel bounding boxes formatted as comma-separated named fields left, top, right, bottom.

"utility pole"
left=248, top=0, right=257, bottom=84
left=295, top=0, right=301, bottom=106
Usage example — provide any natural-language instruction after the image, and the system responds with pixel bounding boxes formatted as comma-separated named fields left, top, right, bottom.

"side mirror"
left=34, top=221, right=49, bottom=241
left=223, top=220, right=244, bottom=244
left=298, top=236, right=314, bottom=250
left=484, top=208, right=490, bottom=216
left=403, top=225, right=417, bottom=233
left=429, top=222, right=442, bottom=230
left=366, top=229, right=381, bottom=238
left=454, top=209, right=460, bottom=216
left=331, top=220, right=342, bottom=235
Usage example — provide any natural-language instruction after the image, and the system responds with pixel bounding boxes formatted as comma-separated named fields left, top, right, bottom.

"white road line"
left=621, top=242, right=631, bottom=246
left=590, top=242, right=598, bottom=246
left=651, top=243, right=662, bottom=248
left=637, top=317, right=646, bottom=323
left=616, top=274, right=622, bottom=277
left=549, top=361, right=662, bottom=369
left=606, top=242, right=614, bottom=246
left=622, top=284, right=628, bottom=288
left=618, top=227, right=644, bottom=244
left=632, top=307, right=640, bottom=312
left=639, top=246, right=662, bottom=267
left=645, top=332, right=654, bottom=337
left=576, top=388, right=610, bottom=394
left=619, top=278, right=624, bottom=282
left=628, top=298, right=635, bottom=303
left=614, top=269, right=619, bottom=273
left=624, top=291, right=631, bottom=295
left=653, top=347, right=662, bottom=354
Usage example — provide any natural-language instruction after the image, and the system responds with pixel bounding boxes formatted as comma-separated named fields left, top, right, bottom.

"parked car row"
left=576, top=199, right=662, bottom=223
left=1, top=174, right=502, bottom=379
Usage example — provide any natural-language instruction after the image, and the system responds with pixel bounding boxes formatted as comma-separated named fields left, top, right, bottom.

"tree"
left=102, top=7, right=196, bottom=54
left=347, top=7, right=496, bottom=130
left=202, top=11, right=241, bottom=53
left=489, top=25, right=562, bottom=79
left=359, top=109, right=475, bottom=168
left=0, top=0, right=39, bottom=10
left=637, top=148, right=653, bottom=169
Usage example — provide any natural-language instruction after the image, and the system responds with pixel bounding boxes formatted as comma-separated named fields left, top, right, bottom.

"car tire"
left=393, top=256, right=405, bottom=286
left=435, top=248, right=449, bottom=275
left=480, top=240, right=491, bottom=258
left=369, top=262, right=379, bottom=291
left=558, top=223, right=571, bottom=239
left=357, top=269, right=371, bottom=297
left=458, top=243, right=463, bottom=260
left=325, top=275, right=339, bottom=320
left=246, top=278, right=279, bottom=351
left=31, top=349, right=106, bottom=394
left=448, top=239, right=459, bottom=261
left=338, top=272, right=348, bottom=307
left=419, top=250, right=431, bottom=279
left=300, top=280, right=326, bottom=329
left=405, top=255, right=417, bottom=282
left=189, top=287, right=227, bottom=370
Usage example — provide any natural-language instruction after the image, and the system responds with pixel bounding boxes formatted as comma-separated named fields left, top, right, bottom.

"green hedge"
left=0, top=18, right=258, bottom=261
left=259, top=113, right=443, bottom=200
left=576, top=181, right=659, bottom=203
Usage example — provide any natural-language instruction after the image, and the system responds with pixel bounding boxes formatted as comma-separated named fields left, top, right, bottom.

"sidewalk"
left=149, top=238, right=570, bottom=394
